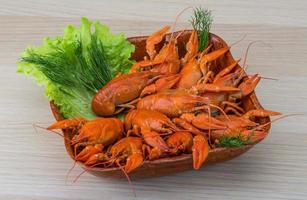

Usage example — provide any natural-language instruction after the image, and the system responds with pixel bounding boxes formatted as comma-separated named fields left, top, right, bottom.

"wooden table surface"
left=1, top=0, right=307, bottom=199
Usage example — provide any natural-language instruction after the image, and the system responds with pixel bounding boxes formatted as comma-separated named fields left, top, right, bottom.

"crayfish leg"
left=199, top=43, right=213, bottom=57
left=197, top=71, right=215, bottom=85
left=214, top=59, right=240, bottom=82
left=221, top=101, right=245, bottom=116
left=172, top=118, right=204, bottom=135
left=142, top=130, right=169, bottom=153
left=193, top=83, right=240, bottom=94
left=140, top=74, right=181, bottom=97
left=224, top=106, right=243, bottom=116
left=199, top=47, right=229, bottom=76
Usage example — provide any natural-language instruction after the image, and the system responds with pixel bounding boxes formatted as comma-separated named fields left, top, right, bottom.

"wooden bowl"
left=50, top=30, right=270, bottom=179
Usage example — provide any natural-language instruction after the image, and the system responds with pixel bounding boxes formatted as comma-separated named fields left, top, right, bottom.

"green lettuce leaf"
left=17, top=17, right=135, bottom=119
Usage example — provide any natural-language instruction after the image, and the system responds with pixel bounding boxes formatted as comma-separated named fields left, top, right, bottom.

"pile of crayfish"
left=48, top=26, right=281, bottom=174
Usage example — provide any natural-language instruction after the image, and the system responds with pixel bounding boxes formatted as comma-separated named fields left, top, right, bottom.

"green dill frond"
left=21, top=35, right=112, bottom=94
left=75, top=35, right=112, bottom=93
left=219, top=135, right=245, bottom=148
left=21, top=48, right=77, bottom=88
left=190, top=7, right=213, bottom=51
left=219, top=133, right=253, bottom=148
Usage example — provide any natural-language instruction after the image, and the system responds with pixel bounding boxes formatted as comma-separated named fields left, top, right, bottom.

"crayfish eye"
left=194, top=110, right=201, bottom=115
left=211, top=110, right=220, bottom=116
left=194, top=102, right=203, bottom=107
left=162, top=124, right=169, bottom=128
left=149, top=74, right=157, bottom=79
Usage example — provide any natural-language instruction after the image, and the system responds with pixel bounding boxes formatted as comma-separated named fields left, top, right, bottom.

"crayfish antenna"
left=65, top=160, right=77, bottom=185
left=116, top=160, right=137, bottom=198
left=242, top=40, right=263, bottom=70
left=69, top=159, right=100, bottom=184
left=249, top=75, right=278, bottom=81
left=64, top=144, right=85, bottom=184
left=241, top=40, right=273, bottom=75
left=169, top=6, right=192, bottom=40
left=229, top=34, right=247, bottom=48
left=251, top=113, right=304, bottom=132
left=206, top=106, right=212, bottom=146
left=71, top=157, right=111, bottom=184
left=233, top=40, right=266, bottom=84
left=174, top=28, right=187, bottom=41
left=72, top=168, right=88, bottom=184
left=33, top=123, right=63, bottom=137
left=68, top=145, right=105, bottom=184
left=71, top=159, right=114, bottom=184
left=207, top=103, right=230, bottom=121
left=33, top=123, right=80, bottom=184
left=33, top=123, right=72, bottom=143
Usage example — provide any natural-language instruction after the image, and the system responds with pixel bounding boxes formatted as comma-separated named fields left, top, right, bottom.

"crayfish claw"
left=75, top=144, right=103, bottom=162
left=148, top=147, right=162, bottom=160
left=192, top=135, right=209, bottom=170
left=125, top=153, right=144, bottom=173
left=241, top=129, right=268, bottom=144
left=239, top=74, right=261, bottom=97
left=84, top=152, right=106, bottom=166
left=146, top=26, right=170, bottom=60
left=243, top=109, right=282, bottom=119
left=47, top=118, right=87, bottom=130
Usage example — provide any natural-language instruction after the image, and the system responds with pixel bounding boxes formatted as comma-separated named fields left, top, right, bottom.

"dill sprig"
left=190, top=7, right=213, bottom=51
left=21, top=35, right=112, bottom=94
left=75, top=35, right=112, bottom=93
left=219, top=133, right=252, bottom=148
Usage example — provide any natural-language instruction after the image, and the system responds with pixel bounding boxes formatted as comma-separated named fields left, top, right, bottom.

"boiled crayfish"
left=48, top=22, right=282, bottom=174
left=48, top=117, right=123, bottom=163
left=92, top=71, right=180, bottom=116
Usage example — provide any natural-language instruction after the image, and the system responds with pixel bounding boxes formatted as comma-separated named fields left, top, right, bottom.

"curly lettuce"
left=17, top=17, right=135, bottom=119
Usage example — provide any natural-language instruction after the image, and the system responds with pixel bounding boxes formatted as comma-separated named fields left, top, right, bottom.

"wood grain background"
left=0, top=0, right=307, bottom=199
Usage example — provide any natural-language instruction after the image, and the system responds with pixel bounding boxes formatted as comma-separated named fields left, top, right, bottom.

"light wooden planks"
left=1, top=1, right=307, bottom=199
